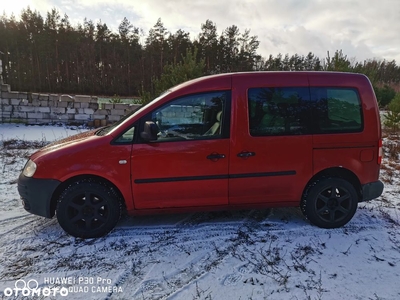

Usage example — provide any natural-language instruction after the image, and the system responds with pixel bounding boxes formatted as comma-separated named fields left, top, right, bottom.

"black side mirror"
left=140, top=121, right=159, bottom=141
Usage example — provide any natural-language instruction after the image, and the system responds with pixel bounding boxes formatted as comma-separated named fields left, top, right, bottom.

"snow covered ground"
left=0, top=124, right=399, bottom=300
left=0, top=123, right=87, bottom=143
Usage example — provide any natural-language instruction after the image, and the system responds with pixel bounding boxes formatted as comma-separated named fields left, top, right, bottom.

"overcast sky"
left=2, top=0, right=400, bottom=64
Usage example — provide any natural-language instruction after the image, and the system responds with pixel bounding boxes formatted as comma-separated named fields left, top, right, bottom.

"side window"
left=310, top=87, right=363, bottom=133
left=113, top=126, right=135, bottom=144
left=248, top=87, right=311, bottom=136
left=145, top=91, right=229, bottom=142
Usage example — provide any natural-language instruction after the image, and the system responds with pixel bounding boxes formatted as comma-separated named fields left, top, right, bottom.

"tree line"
left=0, top=7, right=399, bottom=106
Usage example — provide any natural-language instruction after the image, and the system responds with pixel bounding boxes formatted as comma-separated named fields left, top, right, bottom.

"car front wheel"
left=56, top=180, right=121, bottom=238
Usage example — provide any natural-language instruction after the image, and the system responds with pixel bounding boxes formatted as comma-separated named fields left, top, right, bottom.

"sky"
left=1, top=0, right=400, bottom=64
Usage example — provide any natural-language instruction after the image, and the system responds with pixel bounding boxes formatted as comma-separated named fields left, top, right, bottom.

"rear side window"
left=248, top=87, right=363, bottom=136
left=248, top=87, right=312, bottom=136
left=310, top=87, right=363, bottom=133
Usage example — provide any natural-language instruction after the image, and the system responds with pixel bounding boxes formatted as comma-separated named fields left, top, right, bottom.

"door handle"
left=237, top=151, right=255, bottom=158
left=207, top=153, right=226, bottom=161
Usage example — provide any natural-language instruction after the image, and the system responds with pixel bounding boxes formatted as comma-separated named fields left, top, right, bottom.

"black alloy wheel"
left=56, top=180, right=121, bottom=238
left=302, top=177, right=358, bottom=229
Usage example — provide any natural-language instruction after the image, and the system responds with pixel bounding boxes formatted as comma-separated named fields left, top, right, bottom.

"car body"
left=18, top=71, right=384, bottom=238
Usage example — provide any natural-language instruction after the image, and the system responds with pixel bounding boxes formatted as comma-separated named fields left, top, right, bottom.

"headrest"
left=216, top=111, right=222, bottom=121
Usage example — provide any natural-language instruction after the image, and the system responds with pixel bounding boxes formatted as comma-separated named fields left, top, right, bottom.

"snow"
left=0, top=124, right=399, bottom=300
left=0, top=123, right=87, bottom=143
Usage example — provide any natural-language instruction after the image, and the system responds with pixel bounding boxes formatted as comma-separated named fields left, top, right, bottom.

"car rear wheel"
left=56, top=180, right=121, bottom=238
left=301, top=177, right=358, bottom=228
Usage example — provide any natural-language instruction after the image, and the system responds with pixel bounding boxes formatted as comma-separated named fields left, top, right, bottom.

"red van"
left=18, top=72, right=384, bottom=238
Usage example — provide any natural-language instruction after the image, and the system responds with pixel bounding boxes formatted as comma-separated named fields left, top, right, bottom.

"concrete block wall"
left=0, top=83, right=141, bottom=126
left=160, top=104, right=204, bottom=125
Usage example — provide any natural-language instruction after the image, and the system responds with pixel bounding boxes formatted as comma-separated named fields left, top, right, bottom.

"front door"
left=131, top=91, right=231, bottom=209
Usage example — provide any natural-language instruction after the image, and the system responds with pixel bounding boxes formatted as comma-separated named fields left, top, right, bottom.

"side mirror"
left=140, top=121, right=159, bottom=141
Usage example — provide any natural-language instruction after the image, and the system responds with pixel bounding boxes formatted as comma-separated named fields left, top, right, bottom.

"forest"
left=0, top=7, right=399, bottom=106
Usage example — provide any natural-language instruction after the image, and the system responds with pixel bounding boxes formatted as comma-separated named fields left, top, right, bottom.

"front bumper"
left=18, top=173, right=61, bottom=218
left=361, top=180, right=384, bottom=202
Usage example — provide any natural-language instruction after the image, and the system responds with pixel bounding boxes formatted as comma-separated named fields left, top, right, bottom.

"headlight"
left=23, top=160, right=37, bottom=177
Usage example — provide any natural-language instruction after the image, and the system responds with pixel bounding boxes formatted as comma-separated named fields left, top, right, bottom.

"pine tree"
left=384, top=93, right=400, bottom=131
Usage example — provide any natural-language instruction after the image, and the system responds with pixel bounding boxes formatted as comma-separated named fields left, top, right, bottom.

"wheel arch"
left=50, top=174, right=126, bottom=217
left=303, top=167, right=362, bottom=202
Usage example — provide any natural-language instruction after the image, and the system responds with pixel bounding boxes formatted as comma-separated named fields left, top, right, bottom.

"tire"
left=301, top=177, right=358, bottom=229
left=56, top=180, right=122, bottom=238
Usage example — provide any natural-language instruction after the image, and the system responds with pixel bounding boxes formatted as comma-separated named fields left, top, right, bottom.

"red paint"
left=28, top=72, right=382, bottom=215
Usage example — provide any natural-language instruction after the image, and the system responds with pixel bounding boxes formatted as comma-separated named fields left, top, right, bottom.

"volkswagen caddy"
left=18, top=72, right=384, bottom=238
